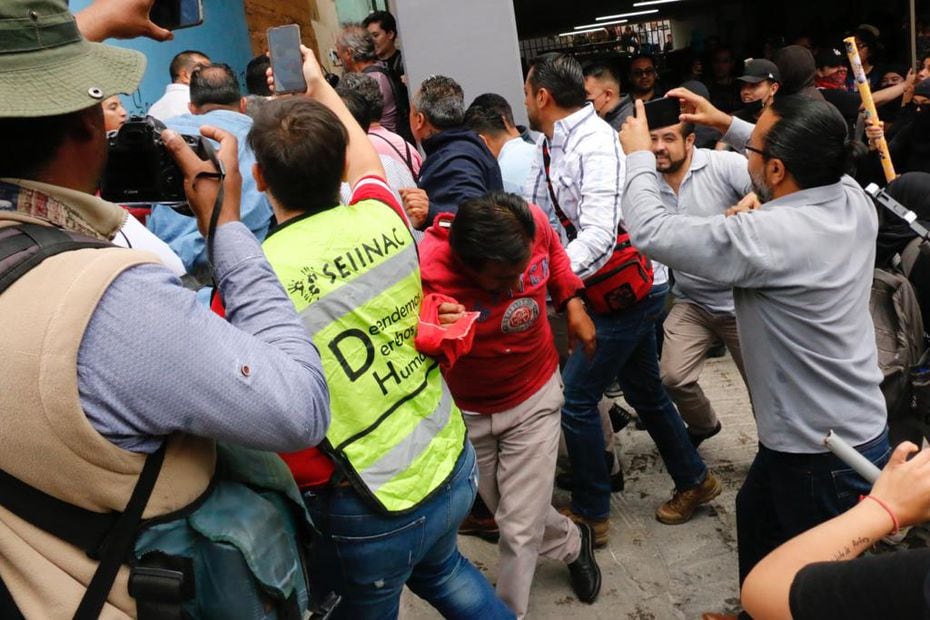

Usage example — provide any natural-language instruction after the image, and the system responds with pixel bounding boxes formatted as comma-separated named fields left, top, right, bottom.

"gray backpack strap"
left=900, top=237, right=924, bottom=279
left=854, top=112, right=865, bottom=143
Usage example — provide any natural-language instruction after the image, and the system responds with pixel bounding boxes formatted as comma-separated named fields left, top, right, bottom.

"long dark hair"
left=764, top=95, right=853, bottom=189
left=450, top=192, right=536, bottom=271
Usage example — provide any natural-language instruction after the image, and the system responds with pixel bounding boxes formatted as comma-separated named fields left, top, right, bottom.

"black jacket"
left=418, top=127, right=503, bottom=227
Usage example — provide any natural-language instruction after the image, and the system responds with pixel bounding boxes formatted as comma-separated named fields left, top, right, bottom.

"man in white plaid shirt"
left=522, top=52, right=718, bottom=547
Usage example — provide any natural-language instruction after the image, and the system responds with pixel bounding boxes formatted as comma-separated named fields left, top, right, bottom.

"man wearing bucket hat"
left=0, top=1, right=331, bottom=617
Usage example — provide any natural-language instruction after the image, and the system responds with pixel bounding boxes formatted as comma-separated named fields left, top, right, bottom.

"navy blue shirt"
left=417, top=126, right=503, bottom=227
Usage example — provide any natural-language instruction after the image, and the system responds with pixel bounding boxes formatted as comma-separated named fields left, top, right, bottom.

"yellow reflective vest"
left=262, top=199, right=467, bottom=513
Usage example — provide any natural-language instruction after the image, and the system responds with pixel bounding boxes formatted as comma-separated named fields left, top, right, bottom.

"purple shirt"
left=365, top=63, right=399, bottom=133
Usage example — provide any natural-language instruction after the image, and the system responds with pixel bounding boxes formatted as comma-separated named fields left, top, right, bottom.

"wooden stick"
left=844, top=36, right=897, bottom=182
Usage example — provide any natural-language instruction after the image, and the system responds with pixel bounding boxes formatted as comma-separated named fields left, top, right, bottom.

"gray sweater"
left=623, top=118, right=886, bottom=453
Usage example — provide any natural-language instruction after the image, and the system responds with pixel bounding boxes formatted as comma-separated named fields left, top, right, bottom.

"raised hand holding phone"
left=150, top=0, right=204, bottom=31
left=268, top=25, right=309, bottom=95
left=637, top=96, right=681, bottom=129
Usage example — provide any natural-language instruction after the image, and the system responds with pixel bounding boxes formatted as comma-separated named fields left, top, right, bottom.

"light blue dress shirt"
left=147, top=109, right=273, bottom=273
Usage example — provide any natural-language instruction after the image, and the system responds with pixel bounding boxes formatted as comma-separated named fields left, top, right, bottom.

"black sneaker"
left=556, top=452, right=624, bottom=493
left=568, top=523, right=601, bottom=603
left=687, top=421, right=723, bottom=448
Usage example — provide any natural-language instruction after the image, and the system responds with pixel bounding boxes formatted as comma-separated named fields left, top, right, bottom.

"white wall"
left=392, top=0, right=528, bottom=125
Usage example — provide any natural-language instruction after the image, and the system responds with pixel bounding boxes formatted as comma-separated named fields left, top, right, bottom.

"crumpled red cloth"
left=415, top=293, right=480, bottom=370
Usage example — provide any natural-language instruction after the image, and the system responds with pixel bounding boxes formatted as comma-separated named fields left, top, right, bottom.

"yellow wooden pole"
left=844, top=36, right=896, bottom=182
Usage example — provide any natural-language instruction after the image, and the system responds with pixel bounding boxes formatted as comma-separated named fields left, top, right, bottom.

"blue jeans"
left=735, top=428, right=891, bottom=584
left=562, top=284, right=707, bottom=519
left=302, top=444, right=513, bottom=620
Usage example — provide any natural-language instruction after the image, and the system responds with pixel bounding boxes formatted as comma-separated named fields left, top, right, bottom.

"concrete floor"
left=401, top=353, right=755, bottom=619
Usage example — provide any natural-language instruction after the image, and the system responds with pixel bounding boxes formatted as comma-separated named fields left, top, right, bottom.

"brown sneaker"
left=558, top=506, right=609, bottom=547
left=655, top=472, right=722, bottom=525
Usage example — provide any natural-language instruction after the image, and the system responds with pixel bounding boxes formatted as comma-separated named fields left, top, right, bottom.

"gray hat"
left=738, top=59, right=781, bottom=84
left=0, top=0, right=145, bottom=117
left=679, top=79, right=710, bottom=99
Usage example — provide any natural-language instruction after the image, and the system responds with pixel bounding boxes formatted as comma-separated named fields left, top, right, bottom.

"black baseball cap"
left=816, top=48, right=845, bottom=69
left=738, top=59, right=781, bottom=84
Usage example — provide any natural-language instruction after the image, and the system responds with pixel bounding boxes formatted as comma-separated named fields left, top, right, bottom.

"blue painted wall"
left=70, top=0, right=253, bottom=115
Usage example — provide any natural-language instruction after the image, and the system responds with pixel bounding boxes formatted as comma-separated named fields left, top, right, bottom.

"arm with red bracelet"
left=742, top=441, right=930, bottom=620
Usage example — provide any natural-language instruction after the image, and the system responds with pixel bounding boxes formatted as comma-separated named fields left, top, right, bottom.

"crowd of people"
left=4, top=0, right=930, bottom=618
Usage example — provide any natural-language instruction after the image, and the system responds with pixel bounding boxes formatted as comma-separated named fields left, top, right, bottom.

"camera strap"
left=203, top=175, right=224, bottom=269
left=193, top=137, right=226, bottom=271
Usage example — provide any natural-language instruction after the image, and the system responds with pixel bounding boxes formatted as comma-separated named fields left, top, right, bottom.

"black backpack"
left=363, top=63, right=415, bottom=144
left=871, top=237, right=930, bottom=446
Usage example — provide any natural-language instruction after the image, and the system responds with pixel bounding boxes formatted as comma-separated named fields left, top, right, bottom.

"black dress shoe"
left=706, top=341, right=727, bottom=358
left=688, top=421, right=722, bottom=448
left=568, top=523, right=601, bottom=603
left=608, top=402, right=634, bottom=432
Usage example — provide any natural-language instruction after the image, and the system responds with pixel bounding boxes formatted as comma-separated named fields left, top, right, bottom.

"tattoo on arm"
left=831, top=536, right=873, bottom=561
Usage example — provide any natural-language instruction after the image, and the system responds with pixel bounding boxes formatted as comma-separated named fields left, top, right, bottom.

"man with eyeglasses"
left=620, top=91, right=891, bottom=619
left=630, top=54, right=664, bottom=103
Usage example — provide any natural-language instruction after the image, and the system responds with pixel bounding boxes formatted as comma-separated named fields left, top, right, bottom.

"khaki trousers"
left=660, top=300, right=749, bottom=433
left=464, top=371, right=581, bottom=619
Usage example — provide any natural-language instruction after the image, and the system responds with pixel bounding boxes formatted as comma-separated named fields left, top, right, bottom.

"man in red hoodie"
left=418, top=191, right=601, bottom=617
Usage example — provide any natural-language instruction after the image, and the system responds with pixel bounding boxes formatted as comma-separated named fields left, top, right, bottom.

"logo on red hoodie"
left=501, top=298, right=539, bottom=334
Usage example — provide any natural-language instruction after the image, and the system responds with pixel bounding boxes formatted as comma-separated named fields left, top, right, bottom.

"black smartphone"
left=636, top=97, right=681, bottom=129
left=268, top=25, right=308, bottom=95
left=149, top=0, right=204, bottom=31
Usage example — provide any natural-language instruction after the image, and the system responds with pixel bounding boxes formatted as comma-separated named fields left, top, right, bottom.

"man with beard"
left=524, top=53, right=719, bottom=546
left=647, top=121, right=754, bottom=447
left=620, top=91, right=891, bottom=618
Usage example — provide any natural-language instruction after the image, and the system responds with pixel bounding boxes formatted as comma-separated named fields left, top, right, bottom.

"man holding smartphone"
left=640, top=117, right=755, bottom=447
left=620, top=91, right=890, bottom=617
left=242, top=44, right=512, bottom=619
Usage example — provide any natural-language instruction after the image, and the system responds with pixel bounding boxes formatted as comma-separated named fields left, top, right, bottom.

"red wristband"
left=860, top=494, right=900, bottom=535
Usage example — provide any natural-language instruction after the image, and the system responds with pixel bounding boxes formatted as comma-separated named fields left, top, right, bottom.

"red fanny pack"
left=581, top=232, right=653, bottom=314
left=542, top=143, right=653, bottom=314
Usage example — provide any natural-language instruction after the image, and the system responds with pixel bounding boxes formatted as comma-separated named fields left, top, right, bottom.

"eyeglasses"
left=744, top=144, right=770, bottom=158
left=632, top=68, right=656, bottom=77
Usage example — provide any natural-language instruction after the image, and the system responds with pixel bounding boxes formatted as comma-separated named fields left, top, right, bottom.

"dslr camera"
left=100, top=116, right=210, bottom=206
